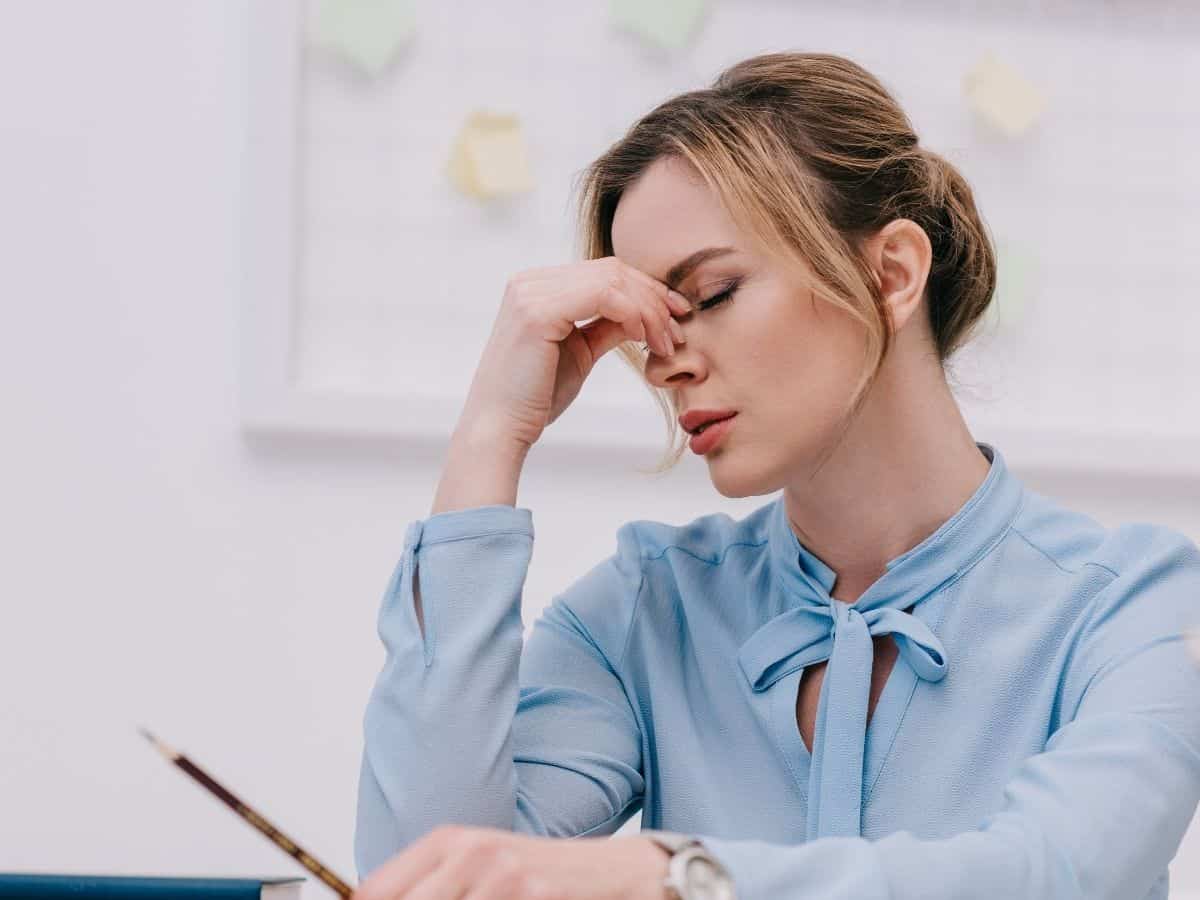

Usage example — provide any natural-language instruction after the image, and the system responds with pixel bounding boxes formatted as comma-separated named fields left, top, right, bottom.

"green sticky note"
left=309, top=0, right=417, bottom=76
left=609, top=0, right=709, bottom=52
left=985, top=237, right=1038, bottom=332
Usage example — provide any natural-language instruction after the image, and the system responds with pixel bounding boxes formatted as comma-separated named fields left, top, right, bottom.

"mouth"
left=691, top=413, right=737, bottom=435
left=688, top=413, right=737, bottom=455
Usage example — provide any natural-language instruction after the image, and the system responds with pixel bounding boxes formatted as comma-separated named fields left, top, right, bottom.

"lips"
left=678, top=409, right=738, bottom=434
left=694, top=414, right=734, bottom=434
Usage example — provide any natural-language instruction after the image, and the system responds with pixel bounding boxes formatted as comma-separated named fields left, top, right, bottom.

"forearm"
left=697, top=692, right=1200, bottom=900
left=698, top=824, right=1071, bottom=900
left=431, top=418, right=530, bottom=515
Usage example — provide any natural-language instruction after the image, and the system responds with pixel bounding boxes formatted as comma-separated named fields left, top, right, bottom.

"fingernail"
left=663, top=331, right=675, bottom=356
left=668, top=319, right=686, bottom=344
left=669, top=290, right=690, bottom=312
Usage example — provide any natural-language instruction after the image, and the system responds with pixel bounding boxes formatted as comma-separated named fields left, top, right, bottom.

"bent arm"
left=354, top=505, right=646, bottom=878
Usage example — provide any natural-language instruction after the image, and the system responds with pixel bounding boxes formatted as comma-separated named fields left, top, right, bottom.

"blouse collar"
left=766, top=441, right=1024, bottom=615
left=743, top=441, right=1025, bottom=839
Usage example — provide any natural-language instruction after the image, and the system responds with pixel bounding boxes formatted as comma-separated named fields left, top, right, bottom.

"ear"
left=863, top=218, right=932, bottom=335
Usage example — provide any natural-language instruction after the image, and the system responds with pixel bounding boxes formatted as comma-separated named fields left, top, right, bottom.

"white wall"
left=1, top=3, right=1197, bottom=898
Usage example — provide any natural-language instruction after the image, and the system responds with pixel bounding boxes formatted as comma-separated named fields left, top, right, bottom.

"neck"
left=782, top=356, right=991, bottom=605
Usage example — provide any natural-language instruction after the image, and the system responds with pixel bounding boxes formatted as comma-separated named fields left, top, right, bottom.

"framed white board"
left=240, top=0, right=1200, bottom=478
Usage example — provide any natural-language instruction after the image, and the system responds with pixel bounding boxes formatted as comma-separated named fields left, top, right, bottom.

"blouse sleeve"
left=694, top=527, right=1200, bottom=900
left=353, top=505, right=646, bottom=879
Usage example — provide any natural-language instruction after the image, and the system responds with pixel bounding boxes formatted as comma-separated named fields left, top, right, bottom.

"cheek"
left=753, top=303, right=864, bottom=417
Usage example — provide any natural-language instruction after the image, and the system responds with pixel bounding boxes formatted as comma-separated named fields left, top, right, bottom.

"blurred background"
left=1, top=1, right=1197, bottom=898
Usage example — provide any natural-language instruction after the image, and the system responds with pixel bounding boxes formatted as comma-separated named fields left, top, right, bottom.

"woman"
left=351, top=52, right=1200, bottom=899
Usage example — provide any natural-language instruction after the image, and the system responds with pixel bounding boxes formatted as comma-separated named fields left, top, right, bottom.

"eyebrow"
left=663, top=246, right=738, bottom=291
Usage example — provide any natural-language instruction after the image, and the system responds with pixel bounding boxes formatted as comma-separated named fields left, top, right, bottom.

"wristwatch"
left=643, top=830, right=738, bottom=900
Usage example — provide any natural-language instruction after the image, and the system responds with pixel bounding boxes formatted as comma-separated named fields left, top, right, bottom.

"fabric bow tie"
left=738, top=597, right=948, bottom=839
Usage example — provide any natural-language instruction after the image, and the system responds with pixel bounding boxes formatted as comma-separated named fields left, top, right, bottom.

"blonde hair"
left=571, top=51, right=996, bottom=475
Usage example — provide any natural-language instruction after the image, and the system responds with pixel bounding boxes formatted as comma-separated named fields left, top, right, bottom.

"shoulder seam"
left=1010, top=524, right=1120, bottom=580
left=644, top=537, right=769, bottom=567
left=618, top=530, right=768, bottom=668
left=1009, top=526, right=1078, bottom=575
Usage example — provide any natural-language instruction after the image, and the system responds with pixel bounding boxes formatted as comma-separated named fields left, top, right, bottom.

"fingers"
left=523, top=277, right=659, bottom=352
left=369, top=829, right=523, bottom=900
left=532, top=275, right=675, bottom=357
left=620, top=261, right=693, bottom=317
left=597, top=260, right=686, bottom=358
left=509, top=257, right=688, bottom=359
left=352, top=825, right=456, bottom=900
left=517, top=255, right=691, bottom=319
left=598, top=280, right=677, bottom=358
left=515, top=257, right=689, bottom=316
left=616, top=262, right=693, bottom=355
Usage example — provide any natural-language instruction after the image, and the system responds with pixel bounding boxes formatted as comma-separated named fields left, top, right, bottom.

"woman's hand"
left=351, top=825, right=670, bottom=900
left=457, top=257, right=691, bottom=450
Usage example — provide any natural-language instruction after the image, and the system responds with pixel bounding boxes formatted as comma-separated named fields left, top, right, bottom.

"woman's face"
left=611, top=155, right=870, bottom=498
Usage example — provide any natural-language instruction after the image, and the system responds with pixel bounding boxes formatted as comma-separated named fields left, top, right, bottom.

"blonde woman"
left=352, top=52, right=1200, bottom=900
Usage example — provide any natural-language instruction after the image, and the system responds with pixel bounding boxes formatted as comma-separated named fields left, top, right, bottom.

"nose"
left=645, top=333, right=698, bottom=389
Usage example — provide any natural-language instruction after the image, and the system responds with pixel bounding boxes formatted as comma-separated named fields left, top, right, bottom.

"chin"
left=706, top=455, right=782, bottom=500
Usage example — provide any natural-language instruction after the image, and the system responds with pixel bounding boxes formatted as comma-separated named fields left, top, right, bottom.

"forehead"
left=610, top=156, right=744, bottom=282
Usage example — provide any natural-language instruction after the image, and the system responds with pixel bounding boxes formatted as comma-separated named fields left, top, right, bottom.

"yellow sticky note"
left=609, top=0, right=709, bottom=52
left=984, top=237, right=1037, bottom=332
left=309, top=0, right=417, bottom=77
left=446, top=111, right=535, bottom=199
left=964, top=53, right=1047, bottom=138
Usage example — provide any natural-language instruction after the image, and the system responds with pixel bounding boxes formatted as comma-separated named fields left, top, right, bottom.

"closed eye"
left=696, top=280, right=740, bottom=312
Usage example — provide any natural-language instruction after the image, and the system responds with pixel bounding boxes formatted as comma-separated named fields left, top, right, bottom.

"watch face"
left=684, top=856, right=735, bottom=900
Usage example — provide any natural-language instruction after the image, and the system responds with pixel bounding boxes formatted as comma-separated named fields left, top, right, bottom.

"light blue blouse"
left=355, top=442, right=1200, bottom=899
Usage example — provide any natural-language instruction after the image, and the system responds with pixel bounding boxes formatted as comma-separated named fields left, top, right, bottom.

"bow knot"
left=738, top=603, right=948, bottom=693
left=736, top=598, right=948, bottom=839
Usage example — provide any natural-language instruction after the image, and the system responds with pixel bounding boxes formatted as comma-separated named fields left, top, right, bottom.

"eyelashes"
left=637, top=279, right=740, bottom=351
left=696, top=279, right=740, bottom=311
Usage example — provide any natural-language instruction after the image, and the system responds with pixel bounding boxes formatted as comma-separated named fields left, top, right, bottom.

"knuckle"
left=469, top=833, right=502, bottom=860
left=602, top=281, right=625, bottom=306
left=604, top=266, right=626, bottom=293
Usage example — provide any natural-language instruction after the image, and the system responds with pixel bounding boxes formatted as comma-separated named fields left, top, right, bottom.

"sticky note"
left=308, top=0, right=417, bottom=77
left=984, top=237, right=1037, bottom=332
left=446, top=111, right=535, bottom=199
left=609, top=0, right=709, bottom=52
left=964, top=53, right=1047, bottom=138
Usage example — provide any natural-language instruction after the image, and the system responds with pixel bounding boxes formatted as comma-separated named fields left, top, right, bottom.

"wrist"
left=641, top=831, right=737, bottom=900
left=452, top=414, right=534, bottom=457
left=430, top=421, right=529, bottom=515
left=639, top=836, right=672, bottom=900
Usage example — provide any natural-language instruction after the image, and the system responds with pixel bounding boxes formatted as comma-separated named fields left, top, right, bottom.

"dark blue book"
left=0, top=874, right=303, bottom=899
